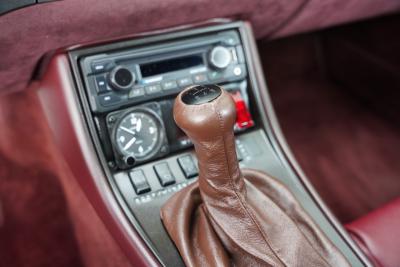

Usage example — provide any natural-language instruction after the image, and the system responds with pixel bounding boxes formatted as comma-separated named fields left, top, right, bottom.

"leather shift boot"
left=161, top=86, right=350, bottom=267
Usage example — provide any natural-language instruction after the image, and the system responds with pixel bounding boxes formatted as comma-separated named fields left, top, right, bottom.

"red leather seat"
left=346, top=197, right=400, bottom=267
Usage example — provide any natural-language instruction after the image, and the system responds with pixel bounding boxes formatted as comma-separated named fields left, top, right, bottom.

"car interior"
left=0, top=1, right=399, bottom=267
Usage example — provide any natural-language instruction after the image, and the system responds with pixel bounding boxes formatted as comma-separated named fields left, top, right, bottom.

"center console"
left=68, top=22, right=369, bottom=266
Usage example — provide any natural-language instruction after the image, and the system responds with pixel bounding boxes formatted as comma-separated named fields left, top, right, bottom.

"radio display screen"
left=140, top=55, right=203, bottom=77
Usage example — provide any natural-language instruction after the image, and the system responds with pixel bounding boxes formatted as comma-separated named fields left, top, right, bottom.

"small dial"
left=209, top=46, right=232, bottom=69
left=114, top=110, right=161, bottom=160
left=109, top=66, right=135, bottom=90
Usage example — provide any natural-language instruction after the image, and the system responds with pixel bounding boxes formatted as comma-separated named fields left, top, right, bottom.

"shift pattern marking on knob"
left=109, top=66, right=135, bottom=90
left=209, top=46, right=232, bottom=69
left=181, top=85, right=222, bottom=105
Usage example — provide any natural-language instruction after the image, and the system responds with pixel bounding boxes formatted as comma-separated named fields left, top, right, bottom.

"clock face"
left=114, top=111, right=160, bottom=159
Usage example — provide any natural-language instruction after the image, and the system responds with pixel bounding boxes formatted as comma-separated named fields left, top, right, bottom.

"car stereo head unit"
left=78, top=29, right=253, bottom=169
left=80, top=30, right=247, bottom=113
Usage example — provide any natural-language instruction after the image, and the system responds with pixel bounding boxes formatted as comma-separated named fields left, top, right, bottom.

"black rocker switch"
left=178, top=155, right=198, bottom=178
left=154, top=162, right=175, bottom=187
left=129, top=170, right=151, bottom=195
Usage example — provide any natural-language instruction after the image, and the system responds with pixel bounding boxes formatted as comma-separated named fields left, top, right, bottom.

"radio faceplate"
left=79, top=28, right=254, bottom=169
left=80, top=30, right=247, bottom=114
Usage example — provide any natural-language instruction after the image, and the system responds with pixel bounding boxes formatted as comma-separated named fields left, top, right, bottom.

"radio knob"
left=109, top=66, right=135, bottom=90
left=209, top=46, right=232, bottom=69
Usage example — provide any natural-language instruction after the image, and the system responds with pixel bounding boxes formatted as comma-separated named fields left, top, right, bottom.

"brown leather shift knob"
left=161, top=85, right=350, bottom=267
left=174, top=84, right=236, bottom=142
left=173, top=85, right=244, bottom=204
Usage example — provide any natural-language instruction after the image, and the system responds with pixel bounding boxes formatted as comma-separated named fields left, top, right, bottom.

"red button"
left=230, top=91, right=254, bottom=129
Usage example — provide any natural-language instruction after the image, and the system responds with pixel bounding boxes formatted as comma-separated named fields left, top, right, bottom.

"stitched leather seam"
left=246, top=169, right=334, bottom=266
left=212, top=99, right=287, bottom=266
left=247, top=170, right=332, bottom=266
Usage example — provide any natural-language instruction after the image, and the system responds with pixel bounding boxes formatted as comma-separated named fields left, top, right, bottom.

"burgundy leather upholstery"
left=346, top=197, right=400, bottom=267
left=0, top=200, right=3, bottom=227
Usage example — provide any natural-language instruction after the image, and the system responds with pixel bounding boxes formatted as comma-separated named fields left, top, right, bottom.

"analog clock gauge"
left=114, top=109, right=161, bottom=160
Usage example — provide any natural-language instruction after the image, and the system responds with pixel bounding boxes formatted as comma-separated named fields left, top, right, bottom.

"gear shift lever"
left=161, top=85, right=350, bottom=267
left=174, top=85, right=243, bottom=202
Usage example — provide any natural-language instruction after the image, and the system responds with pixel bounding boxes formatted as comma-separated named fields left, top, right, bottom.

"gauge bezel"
left=111, top=106, right=166, bottom=164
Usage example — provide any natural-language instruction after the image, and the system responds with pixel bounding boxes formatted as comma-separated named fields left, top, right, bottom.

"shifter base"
left=113, top=130, right=359, bottom=266
left=161, top=168, right=350, bottom=266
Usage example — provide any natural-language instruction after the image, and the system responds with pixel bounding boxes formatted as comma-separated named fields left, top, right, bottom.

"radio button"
left=99, top=94, right=121, bottom=107
left=95, top=75, right=108, bottom=93
left=225, top=64, right=246, bottom=80
left=162, top=80, right=178, bottom=91
left=236, top=45, right=245, bottom=63
left=233, top=65, right=246, bottom=77
left=208, top=71, right=223, bottom=81
left=91, top=61, right=110, bottom=73
left=222, top=35, right=239, bottom=46
left=192, top=73, right=207, bottom=83
left=233, top=66, right=242, bottom=76
left=177, top=77, right=193, bottom=87
left=145, top=84, right=162, bottom=94
left=129, top=87, right=145, bottom=98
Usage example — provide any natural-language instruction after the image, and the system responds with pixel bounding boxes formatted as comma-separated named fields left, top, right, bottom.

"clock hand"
left=136, top=118, right=142, bottom=132
left=123, top=137, right=136, bottom=150
left=121, top=126, right=136, bottom=135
